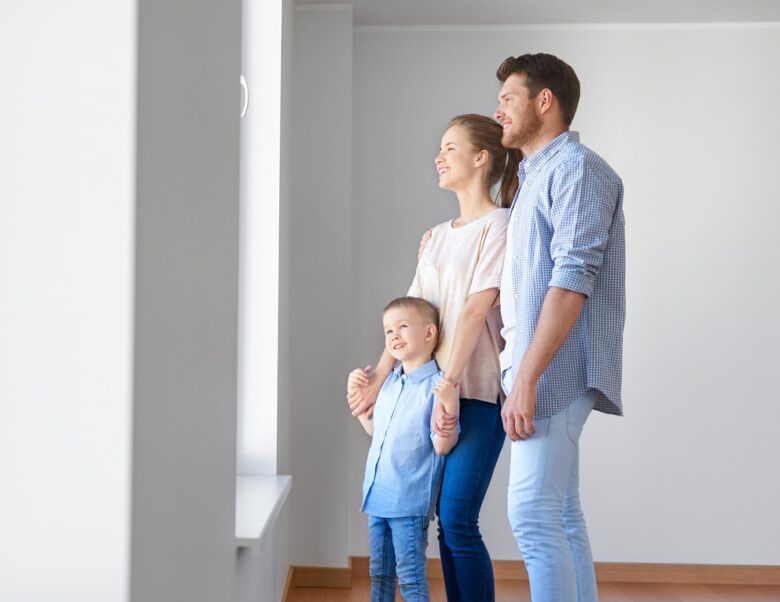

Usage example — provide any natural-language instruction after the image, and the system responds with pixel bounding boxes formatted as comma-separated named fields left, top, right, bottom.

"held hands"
left=500, top=379, right=537, bottom=442
left=347, top=365, right=379, bottom=418
left=432, top=377, right=460, bottom=437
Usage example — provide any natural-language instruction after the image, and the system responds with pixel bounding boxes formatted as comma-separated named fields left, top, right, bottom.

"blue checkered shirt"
left=507, top=131, right=625, bottom=418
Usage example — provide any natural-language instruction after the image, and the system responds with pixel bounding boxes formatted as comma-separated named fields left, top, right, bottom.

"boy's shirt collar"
left=392, top=358, right=439, bottom=384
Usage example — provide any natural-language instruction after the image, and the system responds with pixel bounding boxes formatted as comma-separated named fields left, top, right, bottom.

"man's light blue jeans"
left=368, top=514, right=430, bottom=602
left=503, top=369, right=599, bottom=602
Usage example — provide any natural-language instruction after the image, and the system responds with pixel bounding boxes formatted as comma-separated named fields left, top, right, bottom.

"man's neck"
left=522, top=125, right=569, bottom=158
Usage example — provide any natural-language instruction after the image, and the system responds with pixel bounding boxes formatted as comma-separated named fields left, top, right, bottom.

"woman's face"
left=435, top=125, right=483, bottom=192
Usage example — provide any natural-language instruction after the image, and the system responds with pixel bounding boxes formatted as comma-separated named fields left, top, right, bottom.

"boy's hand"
left=347, top=365, right=379, bottom=418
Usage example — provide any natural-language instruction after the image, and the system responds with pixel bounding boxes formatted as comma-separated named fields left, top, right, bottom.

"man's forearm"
left=518, top=286, right=586, bottom=385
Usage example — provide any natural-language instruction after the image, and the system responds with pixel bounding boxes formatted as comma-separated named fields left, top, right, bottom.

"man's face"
left=494, top=73, right=542, bottom=151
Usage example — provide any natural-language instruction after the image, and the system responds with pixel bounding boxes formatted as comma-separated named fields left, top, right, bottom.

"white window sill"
left=235, top=474, right=292, bottom=549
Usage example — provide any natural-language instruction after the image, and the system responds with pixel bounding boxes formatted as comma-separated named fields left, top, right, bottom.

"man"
left=495, top=53, right=625, bottom=602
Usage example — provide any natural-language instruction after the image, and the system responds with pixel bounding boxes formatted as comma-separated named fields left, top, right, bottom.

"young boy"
left=347, top=296, right=459, bottom=602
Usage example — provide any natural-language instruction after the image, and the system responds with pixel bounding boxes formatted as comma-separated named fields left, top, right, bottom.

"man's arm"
left=501, top=287, right=586, bottom=441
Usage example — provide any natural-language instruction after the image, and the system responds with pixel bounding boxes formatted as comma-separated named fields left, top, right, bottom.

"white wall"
left=288, top=5, right=353, bottom=568
left=348, top=23, right=780, bottom=565
left=130, top=1, right=241, bottom=600
left=0, top=3, right=135, bottom=601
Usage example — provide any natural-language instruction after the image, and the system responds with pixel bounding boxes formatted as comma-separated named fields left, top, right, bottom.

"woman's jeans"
left=505, top=383, right=599, bottom=602
left=368, top=515, right=430, bottom=602
left=437, top=398, right=505, bottom=602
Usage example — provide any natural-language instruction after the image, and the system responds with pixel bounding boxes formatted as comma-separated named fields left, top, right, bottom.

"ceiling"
left=294, top=0, right=780, bottom=27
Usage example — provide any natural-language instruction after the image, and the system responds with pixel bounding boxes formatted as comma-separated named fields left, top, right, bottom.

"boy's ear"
left=425, top=323, right=437, bottom=342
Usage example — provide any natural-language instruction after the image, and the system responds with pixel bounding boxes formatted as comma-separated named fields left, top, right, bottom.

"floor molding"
left=292, top=557, right=780, bottom=588
left=289, top=557, right=352, bottom=589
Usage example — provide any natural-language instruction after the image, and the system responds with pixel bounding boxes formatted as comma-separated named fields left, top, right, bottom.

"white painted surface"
left=288, top=5, right=353, bottom=567
left=348, top=24, right=780, bottom=565
left=297, top=0, right=780, bottom=27
left=236, top=475, right=293, bottom=546
left=0, top=3, right=135, bottom=601
left=238, top=0, right=284, bottom=476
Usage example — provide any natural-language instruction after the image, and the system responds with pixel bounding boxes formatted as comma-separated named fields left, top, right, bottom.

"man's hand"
left=347, top=365, right=380, bottom=417
left=501, top=378, right=537, bottom=441
left=418, top=229, right=432, bottom=260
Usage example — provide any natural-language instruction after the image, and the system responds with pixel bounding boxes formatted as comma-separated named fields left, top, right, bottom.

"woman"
left=349, top=114, right=520, bottom=601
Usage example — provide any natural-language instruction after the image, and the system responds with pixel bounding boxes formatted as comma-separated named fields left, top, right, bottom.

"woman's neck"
left=453, top=180, right=496, bottom=227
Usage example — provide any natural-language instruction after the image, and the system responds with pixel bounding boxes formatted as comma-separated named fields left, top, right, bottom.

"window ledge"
left=235, top=474, right=292, bottom=549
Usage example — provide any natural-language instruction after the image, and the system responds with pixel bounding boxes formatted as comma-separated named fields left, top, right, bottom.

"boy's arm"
left=431, top=380, right=460, bottom=455
left=356, top=410, right=374, bottom=436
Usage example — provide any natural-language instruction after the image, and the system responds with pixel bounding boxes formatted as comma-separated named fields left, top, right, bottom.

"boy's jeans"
left=368, top=515, right=430, bottom=602
left=503, top=368, right=599, bottom=602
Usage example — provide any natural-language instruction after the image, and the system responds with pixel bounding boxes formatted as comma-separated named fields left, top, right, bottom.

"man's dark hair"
left=496, top=53, right=580, bottom=126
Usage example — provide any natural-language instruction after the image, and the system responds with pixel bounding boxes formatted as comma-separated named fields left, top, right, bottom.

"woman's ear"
left=474, top=149, right=489, bottom=168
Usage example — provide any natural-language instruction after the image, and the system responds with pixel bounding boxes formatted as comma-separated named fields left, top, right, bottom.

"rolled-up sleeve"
left=548, top=159, right=619, bottom=298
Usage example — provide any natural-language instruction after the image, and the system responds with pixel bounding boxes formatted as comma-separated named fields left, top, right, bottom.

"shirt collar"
left=521, top=130, right=579, bottom=175
left=393, top=359, right=439, bottom=384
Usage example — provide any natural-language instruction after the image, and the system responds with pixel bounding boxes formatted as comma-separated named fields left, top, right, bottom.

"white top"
left=409, top=208, right=508, bottom=403
left=499, top=206, right=516, bottom=373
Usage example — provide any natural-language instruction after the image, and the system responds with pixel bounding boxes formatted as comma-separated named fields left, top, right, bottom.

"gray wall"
left=287, top=5, right=354, bottom=567
left=349, top=23, right=780, bottom=564
left=131, top=1, right=241, bottom=600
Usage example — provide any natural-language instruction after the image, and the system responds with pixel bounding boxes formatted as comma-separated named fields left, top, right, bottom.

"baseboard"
left=289, top=557, right=352, bottom=589
left=310, top=556, right=780, bottom=586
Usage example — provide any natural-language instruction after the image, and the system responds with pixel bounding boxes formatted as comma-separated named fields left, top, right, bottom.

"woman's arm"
left=347, top=350, right=395, bottom=417
left=442, top=287, right=499, bottom=385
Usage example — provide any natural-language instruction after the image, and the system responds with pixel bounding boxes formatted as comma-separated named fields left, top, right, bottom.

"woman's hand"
left=347, top=365, right=380, bottom=418
left=418, top=229, right=432, bottom=260
left=431, top=396, right=459, bottom=437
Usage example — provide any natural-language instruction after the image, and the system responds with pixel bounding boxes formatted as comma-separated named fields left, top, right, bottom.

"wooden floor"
left=286, top=577, right=780, bottom=601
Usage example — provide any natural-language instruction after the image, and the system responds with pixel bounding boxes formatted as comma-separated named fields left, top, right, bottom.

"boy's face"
left=382, top=306, right=436, bottom=364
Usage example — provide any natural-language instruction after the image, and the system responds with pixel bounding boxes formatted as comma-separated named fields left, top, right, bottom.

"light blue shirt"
left=361, top=360, right=445, bottom=519
left=506, top=131, right=625, bottom=419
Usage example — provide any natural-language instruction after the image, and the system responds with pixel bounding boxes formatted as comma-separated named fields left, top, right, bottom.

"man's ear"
left=538, top=88, right=554, bottom=115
